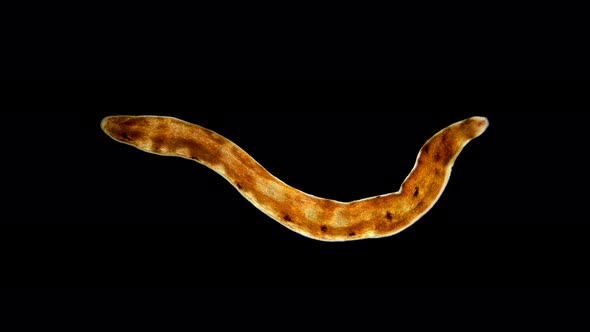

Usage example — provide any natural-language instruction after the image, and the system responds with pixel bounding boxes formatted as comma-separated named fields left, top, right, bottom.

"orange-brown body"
left=101, top=115, right=488, bottom=241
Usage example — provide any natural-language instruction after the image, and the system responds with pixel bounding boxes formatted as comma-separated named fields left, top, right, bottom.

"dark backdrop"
left=2, top=81, right=588, bottom=290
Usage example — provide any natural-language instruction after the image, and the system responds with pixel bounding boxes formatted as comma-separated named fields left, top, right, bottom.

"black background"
left=2, top=81, right=588, bottom=291
left=3, top=2, right=589, bottom=328
left=4, top=3, right=589, bottom=80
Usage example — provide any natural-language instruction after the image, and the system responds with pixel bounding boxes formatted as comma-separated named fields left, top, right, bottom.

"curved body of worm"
left=101, top=115, right=488, bottom=241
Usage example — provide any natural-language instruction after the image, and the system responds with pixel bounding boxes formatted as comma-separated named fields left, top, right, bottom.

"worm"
left=101, top=115, right=488, bottom=241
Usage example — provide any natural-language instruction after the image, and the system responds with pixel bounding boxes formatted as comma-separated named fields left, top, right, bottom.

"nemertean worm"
left=101, top=115, right=488, bottom=242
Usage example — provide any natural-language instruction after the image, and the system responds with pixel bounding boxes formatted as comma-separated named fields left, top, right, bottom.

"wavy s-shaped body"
left=101, top=115, right=488, bottom=241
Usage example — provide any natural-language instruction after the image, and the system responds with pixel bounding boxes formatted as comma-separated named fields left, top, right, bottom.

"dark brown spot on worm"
left=151, top=135, right=165, bottom=147
left=284, top=214, right=292, bottom=222
left=413, top=187, right=419, bottom=197
left=415, top=201, right=425, bottom=210
left=349, top=232, right=356, bottom=236
left=321, top=225, right=328, bottom=232
left=236, top=183, right=242, bottom=189
left=385, top=211, right=392, bottom=220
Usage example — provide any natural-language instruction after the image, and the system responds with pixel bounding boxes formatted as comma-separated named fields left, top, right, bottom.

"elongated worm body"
left=101, top=115, right=488, bottom=241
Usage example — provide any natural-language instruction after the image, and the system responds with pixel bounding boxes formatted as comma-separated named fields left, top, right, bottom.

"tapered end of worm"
left=463, top=116, right=489, bottom=139
left=101, top=116, right=118, bottom=137
left=101, top=115, right=144, bottom=144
